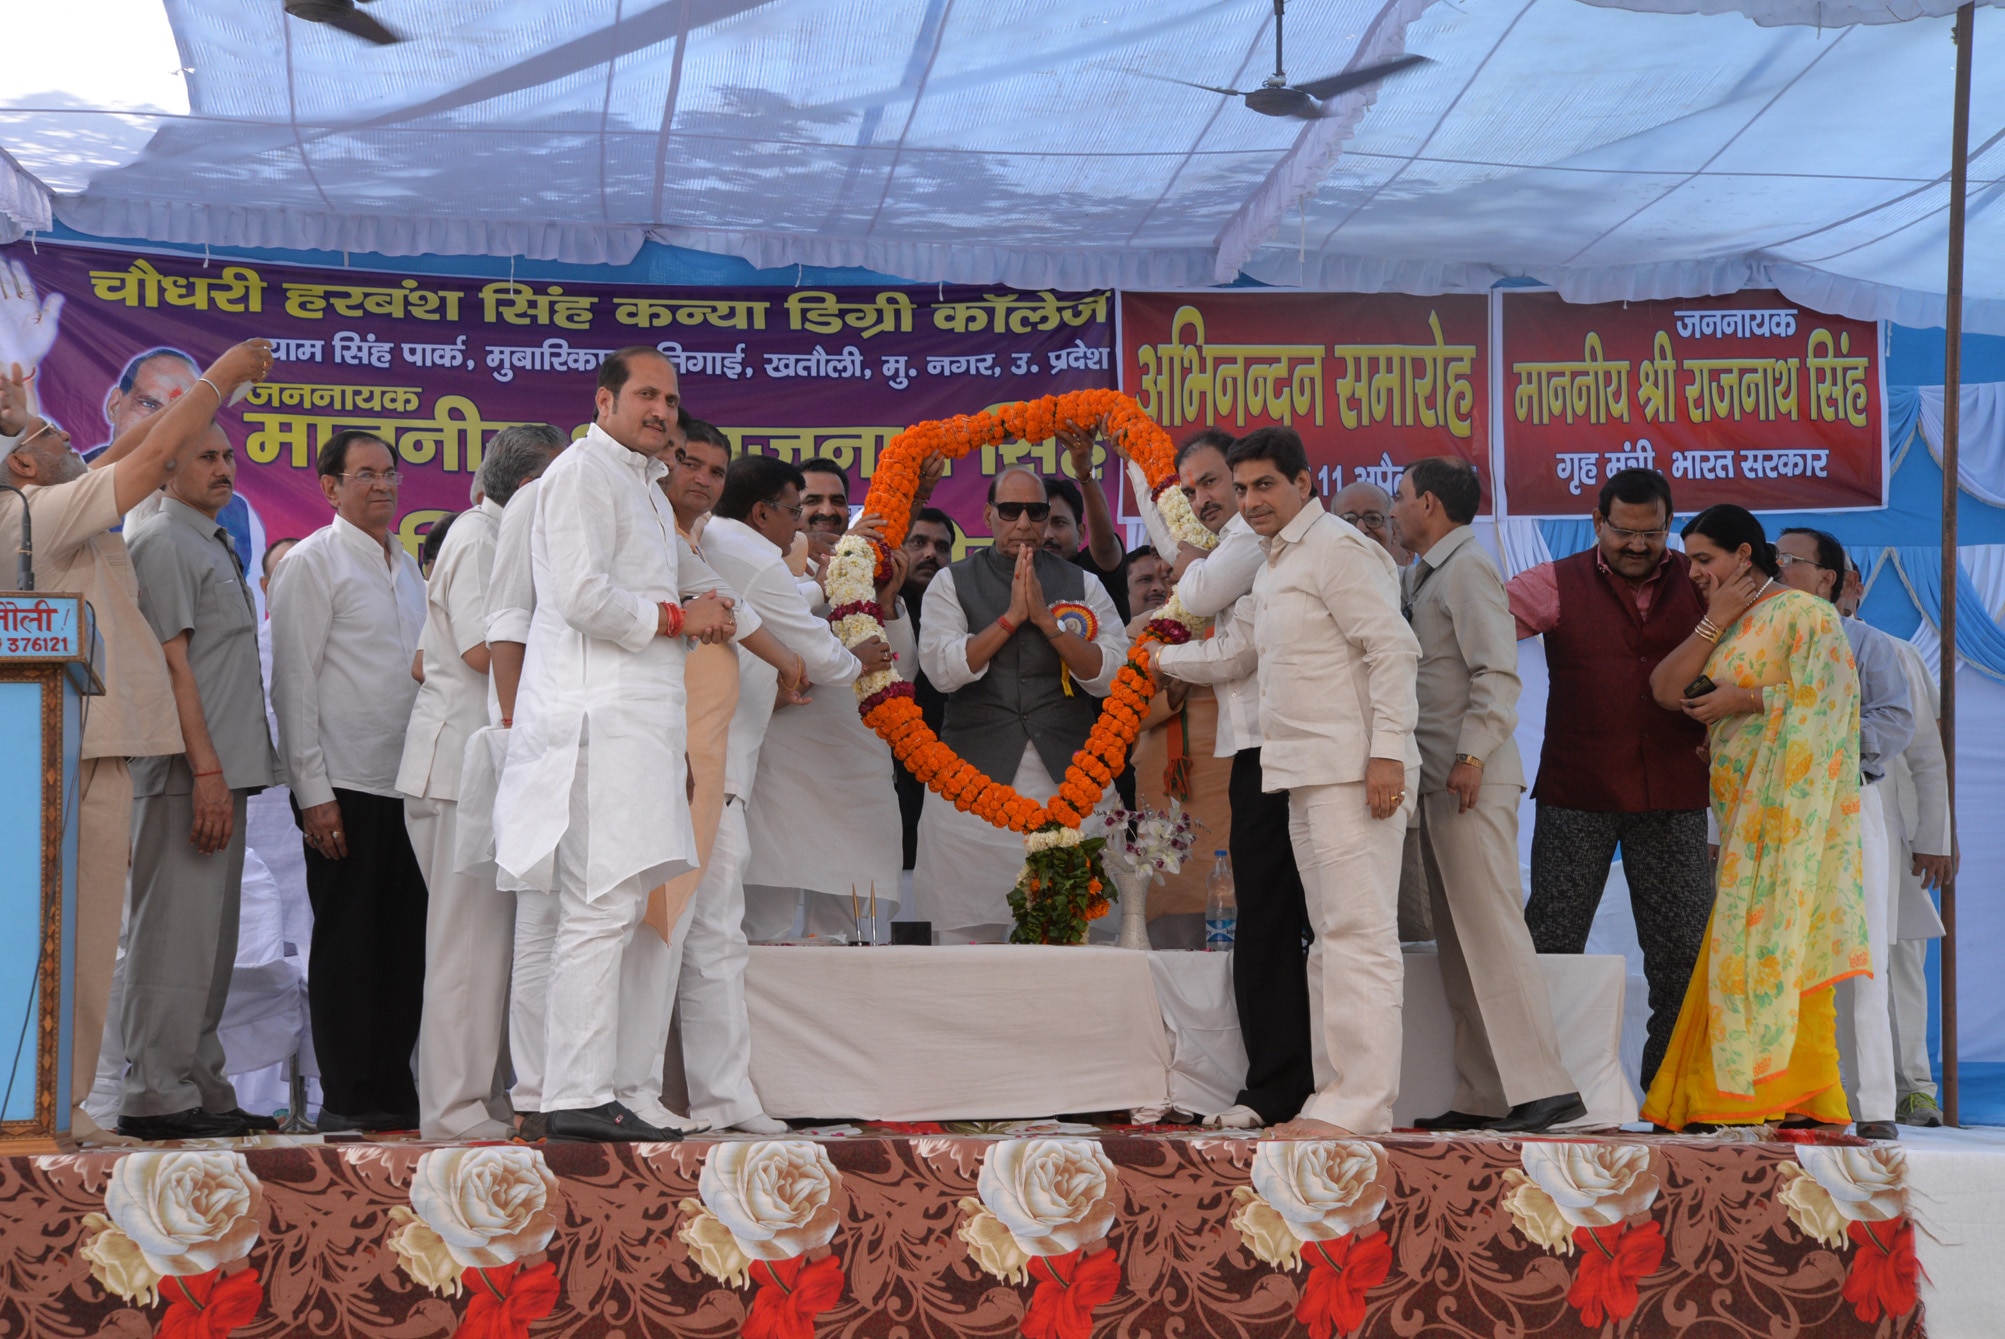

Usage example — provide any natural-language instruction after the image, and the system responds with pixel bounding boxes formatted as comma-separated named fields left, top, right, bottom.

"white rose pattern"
left=975, top=1138, right=1121, bottom=1257
left=408, top=1147, right=564, bottom=1270
left=1793, top=1146, right=1906, bottom=1224
left=697, top=1141, right=845, bottom=1262
left=1517, top=1143, right=1660, bottom=1230
left=1248, top=1140, right=1390, bottom=1244
left=102, top=1151, right=264, bottom=1277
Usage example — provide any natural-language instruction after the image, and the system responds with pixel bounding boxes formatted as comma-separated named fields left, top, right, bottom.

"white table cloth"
left=741, top=944, right=1636, bottom=1124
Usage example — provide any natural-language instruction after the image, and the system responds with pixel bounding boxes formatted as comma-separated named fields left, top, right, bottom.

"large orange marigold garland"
left=824, top=389, right=1217, bottom=942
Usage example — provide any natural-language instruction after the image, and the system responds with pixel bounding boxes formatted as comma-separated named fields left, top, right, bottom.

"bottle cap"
left=1215, top=849, right=1227, bottom=857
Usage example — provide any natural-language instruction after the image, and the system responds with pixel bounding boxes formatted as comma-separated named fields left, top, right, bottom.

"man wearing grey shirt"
left=1777, top=528, right=1913, bottom=1141
left=122, top=424, right=281, bottom=1141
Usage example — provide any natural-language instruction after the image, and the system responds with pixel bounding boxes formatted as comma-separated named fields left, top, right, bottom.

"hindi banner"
left=1119, top=290, right=1492, bottom=512
left=3, top=242, right=1117, bottom=573
left=1499, top=291, right=1884, bottom=516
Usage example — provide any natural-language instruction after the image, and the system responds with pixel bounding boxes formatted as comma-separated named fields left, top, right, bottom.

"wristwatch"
left=1454, top=753, right=1485, bottom=768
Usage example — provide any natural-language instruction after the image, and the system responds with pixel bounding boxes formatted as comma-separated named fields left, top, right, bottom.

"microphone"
left=0, top=481, right=33, bottom=591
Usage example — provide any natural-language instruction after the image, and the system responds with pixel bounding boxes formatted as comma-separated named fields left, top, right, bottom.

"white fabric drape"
left=1575, top=0, right=1997, bottom=26
left=1918, top=385, right=2005, bottom=508
left=0, top=147, right=51, bottom=243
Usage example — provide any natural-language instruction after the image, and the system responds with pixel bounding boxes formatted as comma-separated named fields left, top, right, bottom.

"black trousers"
left=296, top=788, right=429, bottom=1118
left=1523, top=803, right=1715, bottom=1090
left=1228, top=748, right=1315, bottom=1124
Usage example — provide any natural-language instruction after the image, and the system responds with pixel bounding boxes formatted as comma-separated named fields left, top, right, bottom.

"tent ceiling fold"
left=1, top=0, right=2002, bottom=329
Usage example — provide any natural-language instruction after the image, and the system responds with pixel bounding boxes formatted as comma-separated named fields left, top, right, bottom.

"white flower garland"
left=828, top=535, right=900, bottom=700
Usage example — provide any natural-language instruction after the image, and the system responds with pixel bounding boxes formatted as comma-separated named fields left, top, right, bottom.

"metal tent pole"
left=1939, top=1, right=1975, bottom=1129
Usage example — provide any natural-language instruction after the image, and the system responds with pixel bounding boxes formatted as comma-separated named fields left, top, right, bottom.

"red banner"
left=1119, top=291, right=1491, bottom=510
left=1499, top=291, right=1884, bottom=517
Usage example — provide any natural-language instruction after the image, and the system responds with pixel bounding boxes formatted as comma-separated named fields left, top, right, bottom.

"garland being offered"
left=824, top=389, right=1218, bottom=942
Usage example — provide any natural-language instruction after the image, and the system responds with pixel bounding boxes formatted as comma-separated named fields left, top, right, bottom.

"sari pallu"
left=1643, top=588, right=1872, bottom=1129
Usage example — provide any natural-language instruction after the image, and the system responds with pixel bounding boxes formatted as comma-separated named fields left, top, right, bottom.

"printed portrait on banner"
left=0, top=241, right=1120, bottom=594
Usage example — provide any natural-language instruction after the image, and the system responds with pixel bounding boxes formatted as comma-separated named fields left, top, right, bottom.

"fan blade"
left=1126, top=69, right=1247, bottom=99
left=1291, top=54, right=1427, bottom=102
left=327, top=7, right=403, bottom=44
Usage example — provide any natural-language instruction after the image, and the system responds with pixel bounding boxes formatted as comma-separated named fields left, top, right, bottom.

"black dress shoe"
left=117, top=1108, right=251, bottom=1141
left=545, top=1102, right=680, bottom=1143
left=316, top=1108, right=409, bottom=1133
left=1413, top=1110, right=1499, bottom=1131
left=517, top=1112, right=549, bottom=1142
left=1855, top=1120, right=1900, bottom=1141
left=229, top=1108, right=281, bottom=1132
left=1489, top=1092, right=1588, bottom=1133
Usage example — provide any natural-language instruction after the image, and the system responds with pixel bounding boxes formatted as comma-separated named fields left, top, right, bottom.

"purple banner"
left=3, top=242, right=1117, bottom=577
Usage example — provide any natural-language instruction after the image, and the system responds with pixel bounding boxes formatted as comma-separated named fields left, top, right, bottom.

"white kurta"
left=908, top=563, right=1127, bottom=941
left=741, top=571, right=906, bottom=909
left=494, top=427, right=762, bottom=901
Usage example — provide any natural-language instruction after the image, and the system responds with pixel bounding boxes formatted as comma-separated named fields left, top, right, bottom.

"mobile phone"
left=1683, top=674, right=1716, bottom=699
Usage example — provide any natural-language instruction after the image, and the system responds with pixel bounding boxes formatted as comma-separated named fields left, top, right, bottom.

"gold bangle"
left=1694, top=617, right=1722, bottom=644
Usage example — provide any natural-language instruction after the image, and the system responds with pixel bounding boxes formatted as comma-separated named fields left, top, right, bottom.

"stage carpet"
left=5, top=1123, right=1998, bottom=1338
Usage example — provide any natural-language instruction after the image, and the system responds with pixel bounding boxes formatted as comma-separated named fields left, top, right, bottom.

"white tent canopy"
left=3, top=0, right=2003, bottom=326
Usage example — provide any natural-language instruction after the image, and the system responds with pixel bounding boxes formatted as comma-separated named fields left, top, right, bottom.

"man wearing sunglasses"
left=1, top=335, right=274, bottom=1137
left=1503, top=467, right=1714, bottom=1094
left=912, top=465, right=1129, bottom=941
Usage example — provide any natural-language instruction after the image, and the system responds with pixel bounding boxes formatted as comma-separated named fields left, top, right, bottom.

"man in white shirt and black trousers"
left=269, top=429, right=429, bottom=1132
left=1222, top=427, right=1421, bottom=1138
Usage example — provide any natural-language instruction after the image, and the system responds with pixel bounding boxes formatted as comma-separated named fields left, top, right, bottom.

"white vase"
left=1113, top=866, right=1153, bottom=950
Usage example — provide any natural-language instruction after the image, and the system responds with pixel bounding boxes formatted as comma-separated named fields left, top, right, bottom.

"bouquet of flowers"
left=1089, top=801, right=1199, bottom=883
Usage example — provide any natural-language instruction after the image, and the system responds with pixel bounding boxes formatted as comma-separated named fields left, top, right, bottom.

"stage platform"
left=3, top=1123, right=1997, bottom=1338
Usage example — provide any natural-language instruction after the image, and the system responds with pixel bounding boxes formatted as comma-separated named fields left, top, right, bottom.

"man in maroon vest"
left=1505, top=468, right=1713, bottom=1089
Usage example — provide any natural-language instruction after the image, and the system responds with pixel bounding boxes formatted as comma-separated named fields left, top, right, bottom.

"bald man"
left=1331, top=481, right=1410, bottom=568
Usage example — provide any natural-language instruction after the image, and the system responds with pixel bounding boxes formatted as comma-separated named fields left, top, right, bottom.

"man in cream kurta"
left=400, top=424, right=561, bottom=1141
left=494, top=349, right=763, bottom=1143
left=741, top=458, right=909, bottom=940
left=695, top=455, right=890, bottom=1124
left=1390, top=458, right=1582, bottom=1134
left=1227, top=428, right=1419, bottom=1137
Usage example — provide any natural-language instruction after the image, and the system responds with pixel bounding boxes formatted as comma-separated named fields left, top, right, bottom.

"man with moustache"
left=2, top=336, right=272, bottom=1135
left=614, top=418, right=764, bottom=1132
left=120, top=422, right=283, bottom=1140
left=1157, top=428, right=1318, bottom=1127
left=699, top=455, right=890, bottom=1126
left=895, top=506, right=956, bottom=870
left=495, top=348, right=770, bottom=1143
left=913, top=466, right=1128, bottom=942
left=1504, top=468, right=1714, bottom=1090
left=1223, top=427, right=1419, bottom=1137
left=742, top=458, right=911, bottom=941
left=269, top=429, right=430, bottom=1132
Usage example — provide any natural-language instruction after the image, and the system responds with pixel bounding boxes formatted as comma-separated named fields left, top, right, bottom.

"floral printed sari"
left=1642, top=588, right=1871, bottom=1129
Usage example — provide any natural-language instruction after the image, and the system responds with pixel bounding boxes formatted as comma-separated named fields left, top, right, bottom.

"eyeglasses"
left=1602, top=523, right=1669, bottom=542
left=1339, top=510, right=1387, bottom=530
left=762, top=498, right=803, bottom=519
left=17, top=420, right=59, bottom=450
left=340, top=470, right=402, bottom=486
left=1775, top=553, right=1833, bottom=572
left=994, top=501, right=1052, bottom=522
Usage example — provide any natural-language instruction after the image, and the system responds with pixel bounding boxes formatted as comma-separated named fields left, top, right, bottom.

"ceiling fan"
left=1149, top=0, right=1426, bottom=119
left=283, top=0, right=404, bottom=45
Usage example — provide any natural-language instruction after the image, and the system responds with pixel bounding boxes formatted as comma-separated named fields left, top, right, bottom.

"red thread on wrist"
left=660, top=601, right=685, bottom=637
left=192, top=768, right=223, bottom=778
left=997, top=614, right=1017, bottom=635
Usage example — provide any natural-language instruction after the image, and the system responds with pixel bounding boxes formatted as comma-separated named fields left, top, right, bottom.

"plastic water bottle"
left=1204, top=850, right=1237, bottom=951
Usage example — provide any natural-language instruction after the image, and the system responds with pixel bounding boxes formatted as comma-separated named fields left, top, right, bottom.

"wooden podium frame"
left=0, top=593, right=100, bottom=1153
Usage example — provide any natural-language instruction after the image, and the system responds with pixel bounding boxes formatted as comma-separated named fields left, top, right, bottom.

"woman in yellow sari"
left=1641, top=505, right=1871, bottom=1131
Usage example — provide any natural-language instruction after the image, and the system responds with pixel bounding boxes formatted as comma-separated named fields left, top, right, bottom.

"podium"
left=0, top=594, right=101, bottom=1151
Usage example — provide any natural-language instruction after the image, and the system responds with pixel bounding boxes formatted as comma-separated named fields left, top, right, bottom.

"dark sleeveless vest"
left=1534, top=548, right=1710, bottom=813
left=941, top=547, right=1099, bottom=783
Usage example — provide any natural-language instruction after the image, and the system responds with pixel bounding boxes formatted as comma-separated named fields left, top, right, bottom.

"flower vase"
left=1114, top=866, right=1152, bottom=950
